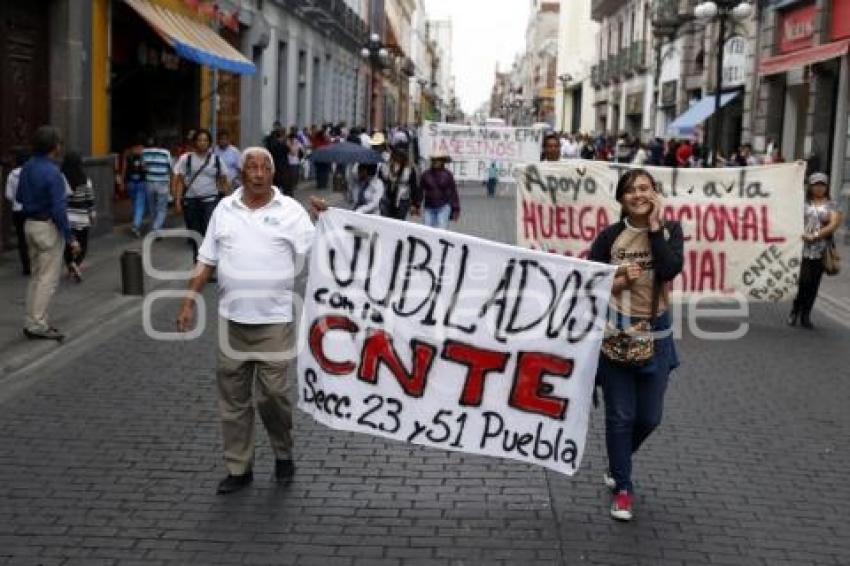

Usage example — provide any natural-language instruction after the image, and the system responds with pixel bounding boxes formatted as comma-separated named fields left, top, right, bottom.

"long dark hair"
left=805, top=182, right=830, bottom=202
left=615, top=168, right=658, bottom=220
left=61, top=151, right=88, bottom=190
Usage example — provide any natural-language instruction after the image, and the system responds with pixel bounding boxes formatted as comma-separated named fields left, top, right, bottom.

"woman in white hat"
left=788, top=172, right=843, bottom=329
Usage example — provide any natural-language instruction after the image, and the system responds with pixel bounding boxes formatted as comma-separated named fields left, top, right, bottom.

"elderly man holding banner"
left=176, top=146, right=326, bottom=495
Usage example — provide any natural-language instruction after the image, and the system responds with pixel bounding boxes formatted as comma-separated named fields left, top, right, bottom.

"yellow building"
left=91, top=0, right=254, bottom=157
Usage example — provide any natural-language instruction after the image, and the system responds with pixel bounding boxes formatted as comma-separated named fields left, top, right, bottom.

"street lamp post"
left=557, top=73, right=573, bottom=133
left=361, top=32, right=388, bottom=132
left=650, top=0, right=692, bottom=141
left=694, top=1, right=753, bottom=166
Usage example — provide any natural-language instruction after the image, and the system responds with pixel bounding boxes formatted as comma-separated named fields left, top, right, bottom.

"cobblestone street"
left=1, top=185, right=849, bottom=565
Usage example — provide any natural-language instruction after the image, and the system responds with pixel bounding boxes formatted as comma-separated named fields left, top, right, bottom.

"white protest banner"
left=516, top=160, right=806, bottom=301
left=418, top=121, right=543, bottom=182
left=297, top=209, right=615, bottom=475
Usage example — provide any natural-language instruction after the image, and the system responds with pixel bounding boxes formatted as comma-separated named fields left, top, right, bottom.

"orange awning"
left=759, top=40, right=849, bottom=76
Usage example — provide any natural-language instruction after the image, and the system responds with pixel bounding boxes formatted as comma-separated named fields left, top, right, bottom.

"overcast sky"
left=424, top=0, right=530, bottom=115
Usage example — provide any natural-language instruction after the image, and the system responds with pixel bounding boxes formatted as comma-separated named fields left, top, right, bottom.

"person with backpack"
left=60, top=151, right=96, bottom=282
left=351, top=163, right=384, bottom=215
left=173, top=129, right=230, bottom=262
left=4, top=150, right=31, bottom=276
left=589, top=168, right=684, bottom=522
left=379, top=145, right=419, bottom=219
left=120, top=134, right=147, bottom=238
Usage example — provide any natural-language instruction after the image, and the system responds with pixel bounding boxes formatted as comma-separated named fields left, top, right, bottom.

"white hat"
left=808, top=172, right=829, bottom=186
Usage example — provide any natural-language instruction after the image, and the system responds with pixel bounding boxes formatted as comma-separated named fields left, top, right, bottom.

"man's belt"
left=25, top=213, right=51, bottom=221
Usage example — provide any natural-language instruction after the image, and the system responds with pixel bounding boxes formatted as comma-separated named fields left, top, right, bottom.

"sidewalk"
left=0, top=181, right=345, bottom=379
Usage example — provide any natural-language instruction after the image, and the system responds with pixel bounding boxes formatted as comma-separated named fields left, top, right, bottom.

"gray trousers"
left=217, top=320, right=294, bottom=475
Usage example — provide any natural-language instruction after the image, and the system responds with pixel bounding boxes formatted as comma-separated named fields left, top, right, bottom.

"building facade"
left=590, top=0, right=656, bottom=138
left=527, top=0, right=560, bottom=126
left=555, top=0, right=599, bottom=133
left=754, top=0, right=850, bottom=201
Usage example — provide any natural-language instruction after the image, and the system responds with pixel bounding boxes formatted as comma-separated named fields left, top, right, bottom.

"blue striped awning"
left=666, top=92, right=739, bottom=138
left=124, top=0, right=256, bottom=75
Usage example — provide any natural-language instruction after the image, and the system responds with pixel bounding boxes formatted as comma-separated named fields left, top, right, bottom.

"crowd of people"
left=4, top=118, right=843, bottom=525
left=544, top=131, right=785, bottom=168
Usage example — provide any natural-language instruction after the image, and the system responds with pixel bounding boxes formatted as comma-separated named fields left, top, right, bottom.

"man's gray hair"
left=239, top=146, right=275, bottom=173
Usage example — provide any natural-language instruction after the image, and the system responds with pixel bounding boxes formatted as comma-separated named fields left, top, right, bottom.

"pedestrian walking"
left=173, top=129, right=230, bottom=262
left=282, top=131, right=302, bottom=196
left=121, top=134, right=147, bottom=238
left=4, top=150, right=32, bottom=276
left=412, top=151, right=459, bottom=229
left=175, top=147, right=321, bottom=495
left=485, top=161, right=499, bottom=197
left=380, top=145, right=419, bottom=219
left=141, top=137, right=173, bottom=233
left=788, top=172, right=843, bottom=329
left=542, top=133, right=561, bottom=162
left=17, top=126, right=81, bottom=341
left=352, top=163, right=385, bottom=215
left=214, top=129, right=241, bottom=192
left=60, top=151, right=95, bottom=282
left=589, top=168, right=684, bottom=522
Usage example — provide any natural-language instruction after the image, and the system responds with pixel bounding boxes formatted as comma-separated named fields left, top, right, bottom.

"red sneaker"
left=610, top=490, right=633, bottom=521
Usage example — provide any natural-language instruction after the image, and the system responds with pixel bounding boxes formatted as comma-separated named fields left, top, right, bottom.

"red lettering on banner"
left=521, top=201, right=610, bottom=244
left=509, top=352, right=573, bottom=420
left=441, top=341, right=511, bottom=407
left=667, top=204, right=785, bottom=244
left=309, top=315, right=359, bottom=375
left=358, top=330, right=438, bottom=398
left=678, top=250, right=734, bottom=293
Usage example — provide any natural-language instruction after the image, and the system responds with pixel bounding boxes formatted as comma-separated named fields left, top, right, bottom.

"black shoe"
left=23, top=327, right=65, bottom=342
left=800, top=313, right=814, bottom=330
left=216, top=471, right=253, bottom=494
left=274, top=459, right=295, bottom=483
left=787, top=310, right=798, bottom=326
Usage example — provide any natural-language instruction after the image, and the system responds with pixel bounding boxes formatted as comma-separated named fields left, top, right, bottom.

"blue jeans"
left=128, top=179, right=147, bottom=230
left=146, top=181, right=170, bottom=231
left=423, top=204, right=451, bottom=229
left=600, top=311, right=679, bottom=493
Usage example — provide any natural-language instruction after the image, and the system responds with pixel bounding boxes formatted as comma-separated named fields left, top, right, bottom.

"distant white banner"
left=418, top=121, right=542, bottom=182
left=515, top=160, right=806, bottom=301
left=298, top=209, right=615, bottom=475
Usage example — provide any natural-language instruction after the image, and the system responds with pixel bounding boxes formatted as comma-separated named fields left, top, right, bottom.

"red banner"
left=779, top=4, right=815, bottom=54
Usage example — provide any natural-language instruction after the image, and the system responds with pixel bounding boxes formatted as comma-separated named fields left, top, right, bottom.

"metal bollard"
left=120, top=250, right=144, bottom=296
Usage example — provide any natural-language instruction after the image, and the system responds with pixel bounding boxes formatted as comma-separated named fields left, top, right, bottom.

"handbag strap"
left=648, top=222, right=668, bottom=327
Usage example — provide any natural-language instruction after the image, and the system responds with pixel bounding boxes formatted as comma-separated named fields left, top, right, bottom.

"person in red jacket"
left=675, top=140, right=692, bottom=167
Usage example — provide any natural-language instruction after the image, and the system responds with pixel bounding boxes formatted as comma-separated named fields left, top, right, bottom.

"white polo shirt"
left=197, top=187, right=316, bottom=324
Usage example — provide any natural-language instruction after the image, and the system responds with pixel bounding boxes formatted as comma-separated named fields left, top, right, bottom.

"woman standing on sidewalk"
left=173, top=129, right=230, bottom=262
left=61, top=151, right=96, bottom=282
left=589, top=169, right=683, bottom=522
left=788, top=172, right=843, bottom=329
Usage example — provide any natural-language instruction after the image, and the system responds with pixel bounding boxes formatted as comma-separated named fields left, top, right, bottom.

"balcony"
left=599, top=60, right=609, bottom=85
left=608, top=52, right=621, bottom=81
left=591, top=0, right=624, bottom=22
left=623, top=48, right=635, bottom=76
left=632, top=41, right=647, bottom=72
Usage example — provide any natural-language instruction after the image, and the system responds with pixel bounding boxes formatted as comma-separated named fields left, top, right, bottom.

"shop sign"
left=137, top=43, right=181, bottom=71
left=832, top=0, right=850, bottom=41
left=778, top=4, right=815, bottom=54
left=723, top=36, right=747, bottom=88
left=626, top=92, right=643, bottom=115
left=661, top=80, right=677, bottom=107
